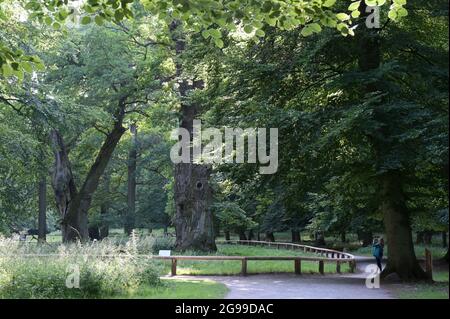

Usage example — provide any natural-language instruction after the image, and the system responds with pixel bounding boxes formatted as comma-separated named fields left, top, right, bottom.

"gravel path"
left=168, top=259, right=395, bottom=299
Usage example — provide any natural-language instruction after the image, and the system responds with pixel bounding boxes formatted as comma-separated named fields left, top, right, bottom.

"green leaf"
left=336, top=13, right=350, bottom=21
left=214, top=38, right=224, bottom=48
left=348, top=1, right=361, bottom=11
left=255, top=29, right=266, bottom=37
left=94, top=15, right=104, bottom=25
left=243, top=25, right=253, bottom=34
left=81, top=16, right=91, bottom=25
left=388, top=10, right=398, bottom=20
left=323, top=0, right=336, bottom=7
left=209, top=28, right=222, bottom=39
left=22, top=61, right=33, bottom=73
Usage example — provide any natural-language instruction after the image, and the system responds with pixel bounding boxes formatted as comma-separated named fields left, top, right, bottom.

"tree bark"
left=125, top=124, right=137, bottom=236
left=38, top=176, right=47, bottom=243
left=171, top=20, right=216, bottom=252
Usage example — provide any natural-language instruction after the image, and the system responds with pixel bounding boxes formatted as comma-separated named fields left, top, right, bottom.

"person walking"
left=372, top=237, right=384, bottom=272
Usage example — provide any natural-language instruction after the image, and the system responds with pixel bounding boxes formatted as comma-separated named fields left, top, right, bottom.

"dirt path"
left=168, top=259, right=396, bottom=299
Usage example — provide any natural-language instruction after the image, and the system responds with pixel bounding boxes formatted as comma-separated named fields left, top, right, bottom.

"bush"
left=0, top=236, right=163, bottom=299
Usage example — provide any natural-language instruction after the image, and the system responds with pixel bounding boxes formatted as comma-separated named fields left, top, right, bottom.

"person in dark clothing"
left=372, top=238, right=384, bottom=272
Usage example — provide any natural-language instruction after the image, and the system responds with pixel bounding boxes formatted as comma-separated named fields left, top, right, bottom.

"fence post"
left=241, top=258, right=248, bottom=276
left=319, top=260, right=324, bottom=274
left=171, top=258, right=177, bottom=276
left=425, top=248, right=433, bottom=280
left=295, top=259, right=301, bottom=275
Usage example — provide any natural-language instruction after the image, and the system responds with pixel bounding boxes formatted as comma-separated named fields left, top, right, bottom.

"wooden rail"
left=216, top=240, right=355, bottom=259
left=154, top=240, right=356, bottom=276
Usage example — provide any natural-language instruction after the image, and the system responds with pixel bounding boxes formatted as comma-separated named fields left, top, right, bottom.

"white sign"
left=159, top=250, right=171, bottom=257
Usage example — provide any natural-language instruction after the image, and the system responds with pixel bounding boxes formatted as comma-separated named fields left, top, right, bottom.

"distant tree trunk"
left=257, top=232, right=261, bottom=241
left=238, top=230, right=247, bottom=241
left=50, top=130, right=77, bottom=241
left=416, top=231, right=424, bottom=244
left=224, top=231, right=230, bottom=241
left=423, top=231, right=433, bottom=245
left=125, top=124, right=137, bottom=236
left=444, top=248, right=449, bottom=263
left=442, top=232, right=447, bottom=248
left=357, top=231, right=373, bottom=247
left=340, top=232, right=346, bottom=243
left=265, top=232, right=275, bottom=242
left=248, top=229, right=254, bottom=240
left=99, top=174, right=110, bottom=239
left=171, top=21, right=216, bottom=252
left=291, top=230, right=300, bottom=243
left=38, top=176, right=47, bottom=243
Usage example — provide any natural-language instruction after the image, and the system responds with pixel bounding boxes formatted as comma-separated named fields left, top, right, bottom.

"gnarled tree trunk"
left=171, top=20, right=216, bottom=252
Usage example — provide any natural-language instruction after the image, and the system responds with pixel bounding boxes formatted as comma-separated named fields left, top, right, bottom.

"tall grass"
left=0, top=234, right=164, bottom=299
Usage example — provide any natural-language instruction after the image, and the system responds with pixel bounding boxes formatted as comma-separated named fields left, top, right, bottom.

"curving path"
left=166, top=259, right=395, bottom=299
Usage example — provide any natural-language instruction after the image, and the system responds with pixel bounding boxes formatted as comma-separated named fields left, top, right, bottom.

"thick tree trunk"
left=63, top=120, right=125, bottom=242
left=356, top=2, right=426, bottom=281
left=38, top=176, right=47, bottom=243
left=171, top=20, right=216, bottom=252
left=291, top=230, right=301, bottom=243
left=380, top=171, right=427, bottom=280
left=125, top=124, right=137, bottom=235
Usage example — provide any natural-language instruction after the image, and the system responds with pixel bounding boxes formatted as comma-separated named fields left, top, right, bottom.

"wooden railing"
left=216, top=240, right=355, bottom=259
left=154, top=240, right=356, bottom=276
